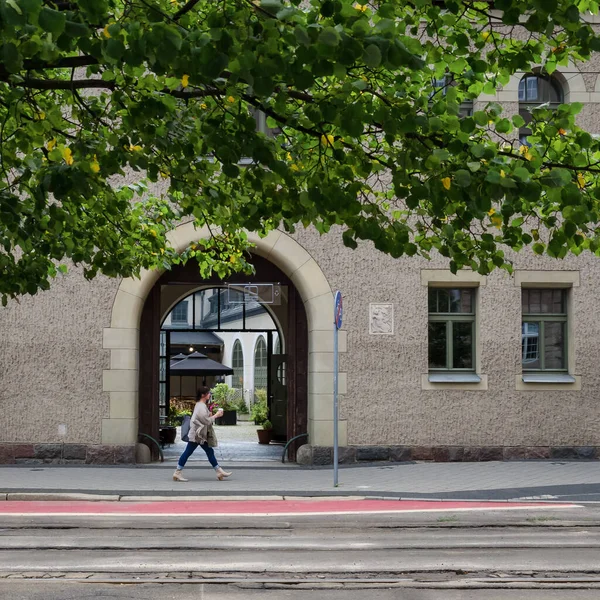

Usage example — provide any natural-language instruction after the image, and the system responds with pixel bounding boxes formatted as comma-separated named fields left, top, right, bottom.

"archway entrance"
left=138, top=254, right=308, bottom=461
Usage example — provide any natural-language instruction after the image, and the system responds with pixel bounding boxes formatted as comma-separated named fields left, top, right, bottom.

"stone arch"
left=102, top=223, right=346, bottom=451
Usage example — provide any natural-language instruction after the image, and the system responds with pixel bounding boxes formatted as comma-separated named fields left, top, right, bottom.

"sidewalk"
left=1, top=460, right=600, bottom=502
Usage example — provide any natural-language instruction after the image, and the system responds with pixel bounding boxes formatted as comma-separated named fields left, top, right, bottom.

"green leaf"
left=1, top=42, right=22, bottom=73
left=105, top=38, right=126, bottom=60
left=513, top=167, right=530, bottom=182
left=454, top=169, right=471, bottom=188
left=65, top=21, right=90, bottom=38
left=7, top=0, right=24, bottom=14
left=38, top=7, right=66, bottom=36
left=363, top=44, right=382, bottom=68
left=318, top=27, right=340, bottom=47
left=294, top=26, right=310, bottom=46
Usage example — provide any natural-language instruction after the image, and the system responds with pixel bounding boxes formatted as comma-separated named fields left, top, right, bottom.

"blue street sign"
left=334, top=290, right=343, bottom=330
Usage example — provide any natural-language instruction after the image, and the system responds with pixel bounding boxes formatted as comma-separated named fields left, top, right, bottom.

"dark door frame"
left=138, top=254, right=308, bottom=462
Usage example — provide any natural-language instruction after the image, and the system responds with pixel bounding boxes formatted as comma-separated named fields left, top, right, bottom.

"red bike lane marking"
left=0, top=499, right=581, bottom=516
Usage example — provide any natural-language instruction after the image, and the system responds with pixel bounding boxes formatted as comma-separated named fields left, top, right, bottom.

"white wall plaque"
left=369, top=303, right=394, bottom=335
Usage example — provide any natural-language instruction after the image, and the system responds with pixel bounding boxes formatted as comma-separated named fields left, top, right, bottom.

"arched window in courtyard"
left=232, top=340, right=244, bottom=391
left=254, top=336, right=268, bottom=395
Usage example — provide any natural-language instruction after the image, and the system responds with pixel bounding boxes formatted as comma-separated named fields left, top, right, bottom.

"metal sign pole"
left=333, top=291, right=342, bottom=488
left=333, top=318, right=339, bottom=487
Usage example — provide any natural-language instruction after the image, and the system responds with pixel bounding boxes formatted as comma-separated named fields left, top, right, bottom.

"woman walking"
left=173, top=386, right=232, bottom=482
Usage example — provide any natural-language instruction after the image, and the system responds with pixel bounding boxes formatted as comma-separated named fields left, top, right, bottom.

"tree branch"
left=13, top=78, right=116, bottom=91
left=173, top=0, right=201, bottom=20
left=0, top=56, right=100, bottom=79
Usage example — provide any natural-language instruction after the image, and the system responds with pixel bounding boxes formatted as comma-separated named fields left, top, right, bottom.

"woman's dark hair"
left=196, top=386, right=211, bottom=401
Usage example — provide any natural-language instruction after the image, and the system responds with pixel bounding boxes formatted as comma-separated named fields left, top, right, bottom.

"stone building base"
left=0, top=443, right=136, bottom=465
left=296, top=444, right=600, bottom=465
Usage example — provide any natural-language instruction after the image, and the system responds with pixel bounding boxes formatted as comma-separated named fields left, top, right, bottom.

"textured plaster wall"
left=0, top=267, right=117, bottom=443
left=2, top=227, right=600, bottom=449
left=293, top=226, right=600, bottom=448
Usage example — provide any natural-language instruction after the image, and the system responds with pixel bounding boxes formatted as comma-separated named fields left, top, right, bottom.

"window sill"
left=515, top=373, right=581, bottom=391
left=521, top=373, right=576, bottom=384
left=422, top=373, right=488, bottom=390
left=428, top=373, right=481, bottom=383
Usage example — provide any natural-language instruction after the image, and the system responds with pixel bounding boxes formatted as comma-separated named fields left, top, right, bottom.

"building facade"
left=1, top=64, right=600, bottom=465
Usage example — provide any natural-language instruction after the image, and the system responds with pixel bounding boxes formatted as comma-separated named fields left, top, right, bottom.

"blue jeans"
left=177, top=441, right=219, bottom=470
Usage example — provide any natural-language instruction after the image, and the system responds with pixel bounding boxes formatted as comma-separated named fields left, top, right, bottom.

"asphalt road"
left=0, top=583, right=598, bottom=600
left=2, top=506, right=600, bottom=597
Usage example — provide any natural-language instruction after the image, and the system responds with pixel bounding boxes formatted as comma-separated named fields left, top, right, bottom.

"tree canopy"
left=2, top=0, right=600, bottom=302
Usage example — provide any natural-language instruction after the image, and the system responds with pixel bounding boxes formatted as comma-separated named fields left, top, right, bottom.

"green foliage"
left=210, top=383, right=237, bottom=411
left=261, top=419, right=273, bottom=431
left=232, top=393, right=249, bottom=414
left=251, top=389, right=268, bottom=425
left=2, top=0, right=600, bottom=302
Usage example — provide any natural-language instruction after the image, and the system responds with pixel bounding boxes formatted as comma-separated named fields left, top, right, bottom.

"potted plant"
left=233, top=393, right=250, bottom=421
left=159, top=407, right=178, bottom=445
left=211, top=383, right=238, bottom=426
left=250, top=390, right=268, bottom=425
left=257, top=419, right=273, bottom=445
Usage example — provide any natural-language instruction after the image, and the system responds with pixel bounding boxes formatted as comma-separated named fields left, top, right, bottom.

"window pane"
left=460, top=289, right=473, bottom=313
left=527, top=76, right=538, bottom=101
left=428, top=322, right=447, bottom=369
left=545, top=322, right=565, bottom=369
left=553, top=289, right=565, bottom=313
left=540, top=289, right=554, bottom=313
left=452, top=322, right=473, bottom=369
left=528, top=289, right=541, bottom=313
left=428, top=289, right=437, bottom=313
left=522, top=289, right=530, bottom=314
left=437, top=289, right=449, bottom=313
left=449, top=289, right=462, bottom=313
left=522, top=322, right=540, bottom=369
left=518, top=78, right=526, bottom=101
left=449, top=289, right=472, bottom=313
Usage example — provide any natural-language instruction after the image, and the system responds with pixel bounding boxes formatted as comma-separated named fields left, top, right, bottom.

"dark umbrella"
left=170, top=351, right=233, bottom=376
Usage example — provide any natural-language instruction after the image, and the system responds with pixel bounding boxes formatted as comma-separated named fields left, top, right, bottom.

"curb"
left=0, top=492, right=592, bottom=504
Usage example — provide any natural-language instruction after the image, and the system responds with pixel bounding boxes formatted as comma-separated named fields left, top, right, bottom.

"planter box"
left=215, top=410, right=237, bottom=426
left=159, top=426, right=177, bottom=445
left=257, top=429, right=273, bottom=445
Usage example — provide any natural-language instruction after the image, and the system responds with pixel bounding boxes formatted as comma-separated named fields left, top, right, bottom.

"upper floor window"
left=170, top=300, right=188, bottom=324
left=430, top=76, right=474, bottom=117
left=522, top=289, right=567, bottom=371
left=428, top=288, right=475, bottom=371
left=518, top=74, right=564, bottom=145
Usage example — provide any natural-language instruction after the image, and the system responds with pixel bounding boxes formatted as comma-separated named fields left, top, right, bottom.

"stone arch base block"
left=0, top=443, right=135, bottom=465
left=296, top=445, right=600, bottom=465
left=103, top=224, right=347, bottom=461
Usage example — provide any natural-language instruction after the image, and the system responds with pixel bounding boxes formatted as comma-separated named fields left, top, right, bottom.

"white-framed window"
left=428, top=288, right=476, bottom=372
left=254, top=336, right=268, bottom=392
left=430, top=75, right=474, bottom=117
left=232, top=340, right=244, bottom=390
left=521, top=289, right=567, bottom=372
left=170, top=300, right=188, bottom=324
